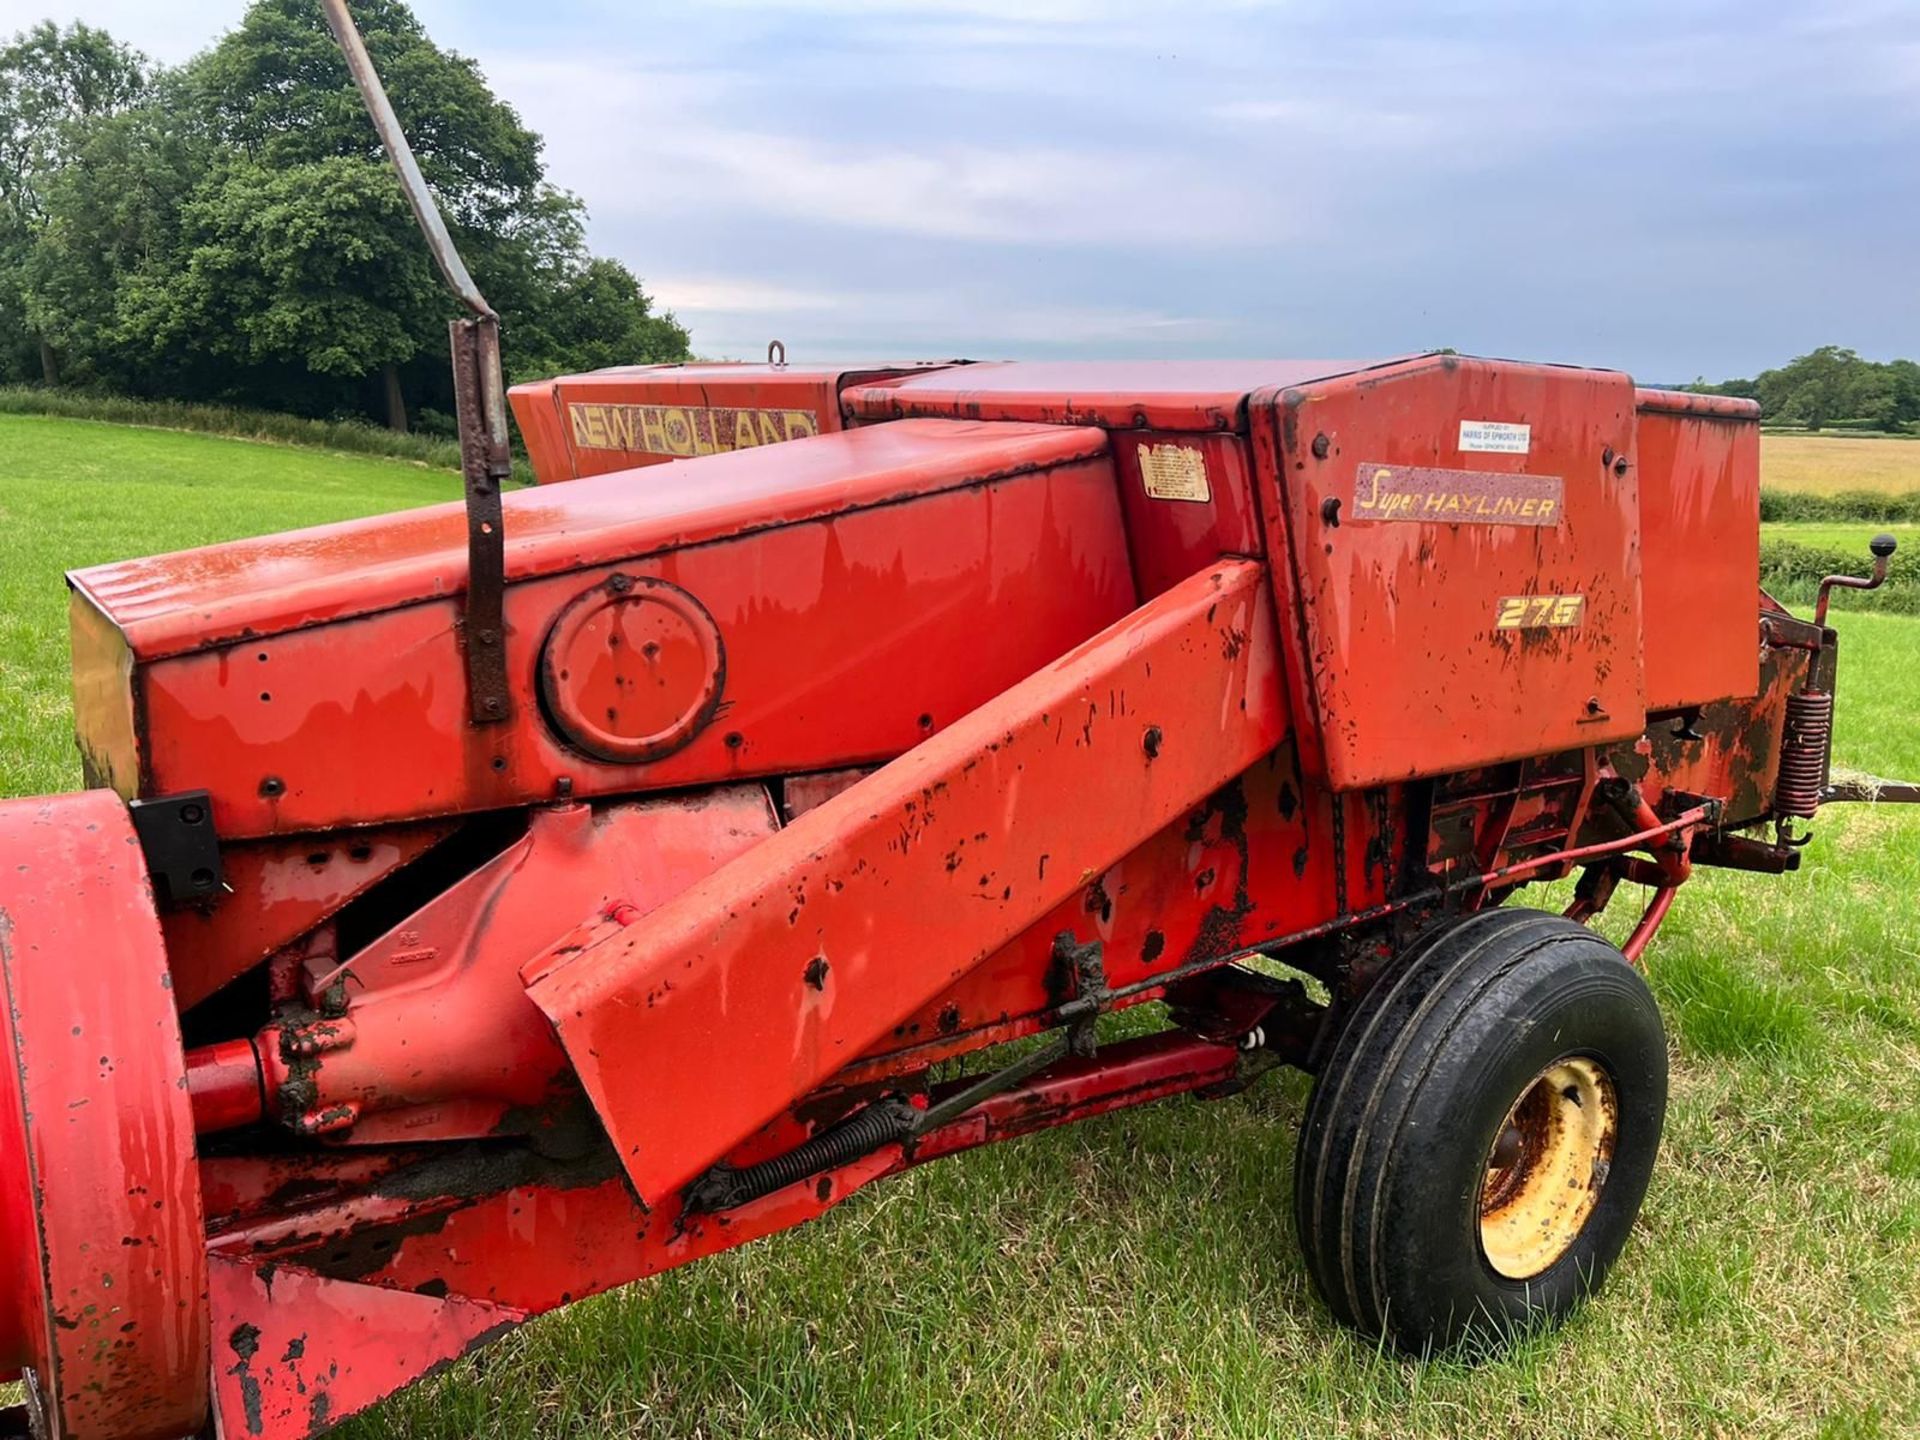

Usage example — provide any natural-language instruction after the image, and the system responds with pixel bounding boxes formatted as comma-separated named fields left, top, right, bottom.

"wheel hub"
left=1478, top=1055, right=1618, bottom=1280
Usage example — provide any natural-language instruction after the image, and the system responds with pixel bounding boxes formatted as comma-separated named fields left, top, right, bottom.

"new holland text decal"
left=569, top=402, right=820, bottom=457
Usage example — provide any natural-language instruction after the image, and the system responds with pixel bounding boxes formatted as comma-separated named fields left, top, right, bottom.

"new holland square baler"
left=4, top=20, right=1917, bottom=1440
left=2, top=352, right=1908, bottom=1440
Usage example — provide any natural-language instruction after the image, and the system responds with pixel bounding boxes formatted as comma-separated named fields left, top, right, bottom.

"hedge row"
left=1760, top=537, right=1917, bottom=615
left=1760, top=488, right=1920, bottom=523
left=0, top=386, right=535, bottom=486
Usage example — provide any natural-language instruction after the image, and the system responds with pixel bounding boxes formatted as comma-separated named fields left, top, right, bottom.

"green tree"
left=1694, top=346, right=1919, bottom=433
left=22, top=73, right=209, bottom=393
left=0, top=21, right=147, bottom=382
left=172, top=0, right=688, bottom=426
left=18, top=0, right=688, bottom=427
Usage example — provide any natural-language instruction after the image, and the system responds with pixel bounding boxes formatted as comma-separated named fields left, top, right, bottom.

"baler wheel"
left=1292, top=908, right=1666, bottom=1355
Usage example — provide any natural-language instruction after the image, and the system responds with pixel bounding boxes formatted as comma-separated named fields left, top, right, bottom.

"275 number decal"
left=1495, top=594, right=1585, bottom=630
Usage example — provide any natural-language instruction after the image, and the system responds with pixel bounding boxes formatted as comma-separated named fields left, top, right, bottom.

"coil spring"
left=682, top=1096, right=918, bottom=1214
left=1774, top=690, right=1834, bottom=820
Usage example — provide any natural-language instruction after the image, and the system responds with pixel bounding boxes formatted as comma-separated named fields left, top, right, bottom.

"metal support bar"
left=321, top=0, right=513, bottom=726
left=449, top=316, right=514, bottom=722
left=1822, top=776, right=1920, bottom=806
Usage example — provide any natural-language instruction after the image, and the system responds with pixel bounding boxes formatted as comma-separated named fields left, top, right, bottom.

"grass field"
left=2, top=417, right=1917, bottom=1439
left=1761, top=434, right=1920, bottom=495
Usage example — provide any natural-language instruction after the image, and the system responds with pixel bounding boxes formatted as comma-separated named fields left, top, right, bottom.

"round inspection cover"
left=0, top=790, right=209, bottom=1440
left=539, top=574, right=726, bottom=764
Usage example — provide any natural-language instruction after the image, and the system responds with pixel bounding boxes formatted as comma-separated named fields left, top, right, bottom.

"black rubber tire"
left=1293, top=908, right=1667, bottom=1355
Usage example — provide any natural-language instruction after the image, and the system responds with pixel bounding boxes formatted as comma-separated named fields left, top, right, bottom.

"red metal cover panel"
left=508, top=362, right=956, bottom=483
left=1633, top=388, right=1761, bottom=711
left=1256, top=356, right=1649, bottom=790
left=71, top=419, right=1104, bottom=660
left=81, top=423, right=1136, bottom=838
left=843, top=359, right=1403, bottom=432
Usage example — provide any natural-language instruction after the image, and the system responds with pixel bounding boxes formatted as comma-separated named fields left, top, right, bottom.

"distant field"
left=1, top=413, right=1916, bottom=1440
left=1761, top=433, right=1920, bottom=495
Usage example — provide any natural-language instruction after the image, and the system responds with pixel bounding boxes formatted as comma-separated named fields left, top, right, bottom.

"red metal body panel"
left=837, top=752, right=1400, bottom=1081
left=0, top=792, right=208, bottom=1440
left=1633, top=387, right=1762, bottom=711
left=1254, top=356, right=1648, bottom=789
left=1110, top=431, right=1267, bottom=597
left=844, top=358, right=1397, bottom=431
left=194, top=1030, right=1247, bottom=1438
left=208, top=1256, right=520, bottom=1440
left=165, top=821, right=454, bottom=1009
left=508, top=362, right=954, bottom=483
left=70, top=421, right=1134, bottom=839
left=528, top=560, right=1284, bottom=1205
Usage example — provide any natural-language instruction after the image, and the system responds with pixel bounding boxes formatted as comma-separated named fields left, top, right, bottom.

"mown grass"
left=0, top=386, right=537, bottom=485
left=1761, top=433, right=1920, bottom=495
left=1, top=416, right=1916, bottom=1439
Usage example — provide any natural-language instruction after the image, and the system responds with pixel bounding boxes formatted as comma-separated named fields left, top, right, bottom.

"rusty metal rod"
left=318, top=0, right=494, bottom=320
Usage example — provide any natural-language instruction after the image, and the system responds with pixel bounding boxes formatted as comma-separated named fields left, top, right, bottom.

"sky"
left=3, top=0, right=1916, bottom=381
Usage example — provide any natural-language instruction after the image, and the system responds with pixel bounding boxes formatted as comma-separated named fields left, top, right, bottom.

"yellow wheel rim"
left=1478, top=1056, right=1618, bottom=1280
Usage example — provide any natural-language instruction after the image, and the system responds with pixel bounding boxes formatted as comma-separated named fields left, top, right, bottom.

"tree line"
left=0, top=0, right=690, bottom=434
left=1689, top=346, right=1920, bottom=433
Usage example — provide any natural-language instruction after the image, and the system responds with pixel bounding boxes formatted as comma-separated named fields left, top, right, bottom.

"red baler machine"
left=1, top=16, right=1913, bottom=1440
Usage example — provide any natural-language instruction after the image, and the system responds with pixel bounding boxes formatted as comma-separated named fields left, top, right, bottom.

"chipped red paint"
left=164, top=820, right=456, bottom=1009
left=207, top=1256, right=521, bottom=1438
left=1634, top=387, right=1762, bottom=711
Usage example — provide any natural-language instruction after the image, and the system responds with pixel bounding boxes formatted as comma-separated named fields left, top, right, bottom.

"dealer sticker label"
left=1458, top=419, right=1531, bottom=454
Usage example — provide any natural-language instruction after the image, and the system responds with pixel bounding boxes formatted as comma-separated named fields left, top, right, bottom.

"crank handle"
left=1813, top=533, right=1897, bottom=627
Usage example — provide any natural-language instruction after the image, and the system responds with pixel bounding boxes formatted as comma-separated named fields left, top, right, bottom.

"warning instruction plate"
left=1139, top=443, right=1211, bottom=502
